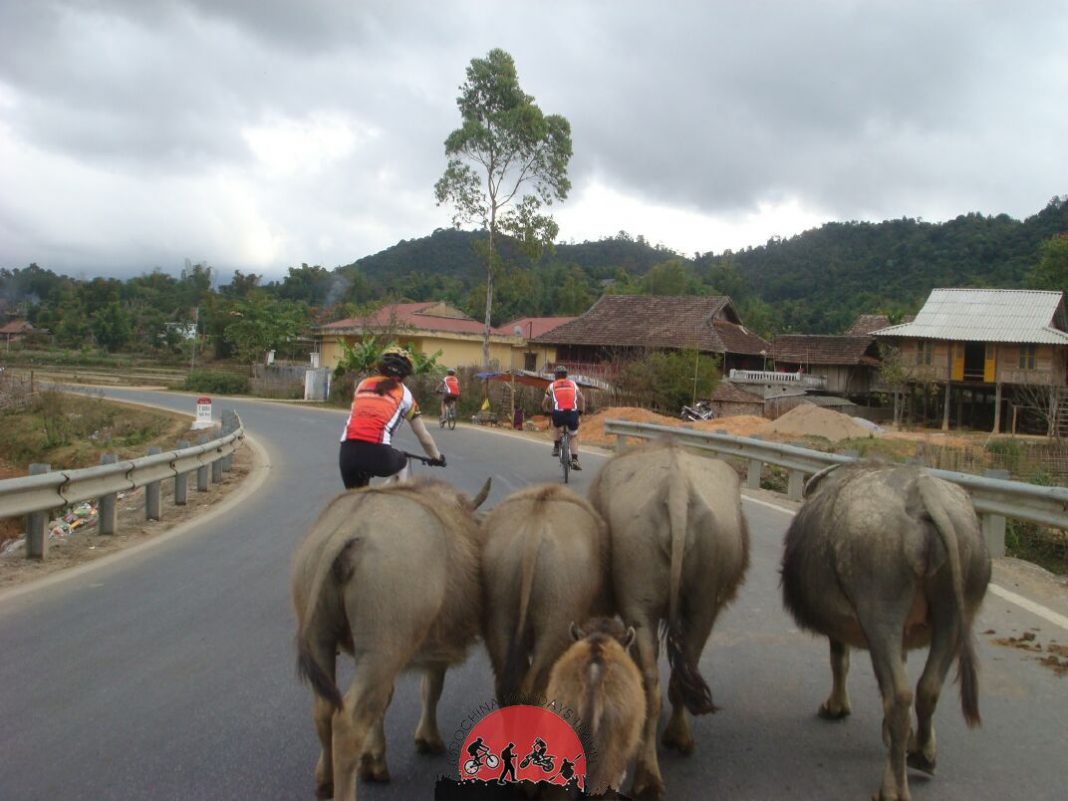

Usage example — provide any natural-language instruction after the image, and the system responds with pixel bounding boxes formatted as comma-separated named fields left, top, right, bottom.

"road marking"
left=742, top=493, right=1068, bottom=634
left=988, top=584, right=1068, bottom=631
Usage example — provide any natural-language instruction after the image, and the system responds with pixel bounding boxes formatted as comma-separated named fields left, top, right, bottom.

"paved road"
left=1, top=389, right=1065, bottom=801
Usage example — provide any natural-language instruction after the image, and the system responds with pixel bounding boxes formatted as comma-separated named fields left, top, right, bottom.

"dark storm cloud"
left=0, top=1, right=1065, bottom=276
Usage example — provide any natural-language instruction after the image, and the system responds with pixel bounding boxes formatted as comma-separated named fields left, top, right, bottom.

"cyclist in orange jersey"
left=542, top=364, right=585, bottom=470
left=439, top=367, right=461, bottom=423
left=338, top=346, right=444, bottom=488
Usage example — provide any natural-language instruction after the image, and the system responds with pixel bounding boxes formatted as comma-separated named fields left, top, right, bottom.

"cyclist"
left=467, top=736, right=490, bottom=767
left=338, top=346, right=445, bottom=489
left=439, top=367, right=461, bottom=423
left=542, top=365, right=585, bottom=470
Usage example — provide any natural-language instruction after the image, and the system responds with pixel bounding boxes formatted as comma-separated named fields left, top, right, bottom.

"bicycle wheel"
left=560, top=434, right=570, bottom=483
left=448, top=407, right=456, bottom=430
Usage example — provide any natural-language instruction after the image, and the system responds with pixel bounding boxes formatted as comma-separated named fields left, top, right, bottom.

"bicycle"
left=377, top=451, right=445, bottom=486
left=558, top=427, right=572, bottom=484
left=441, top=399, right=457, bottom=430
left=463, top=744, right=500, bottom=775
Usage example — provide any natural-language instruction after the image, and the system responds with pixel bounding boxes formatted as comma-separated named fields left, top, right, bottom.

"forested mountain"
left=2, top=197, right=1065, bottom=361
left=340, top=196, right=1067, bottom=334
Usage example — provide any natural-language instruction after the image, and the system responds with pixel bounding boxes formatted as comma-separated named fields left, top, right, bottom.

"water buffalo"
left=481, top=483, right=611, bottom=705
left=291, top=477, right=490, bottom=801
left=588, top=440, right=750, bottom=801
left=781, top=461, right=991, bottom=801
left=546, top=617, right=646, bottom=796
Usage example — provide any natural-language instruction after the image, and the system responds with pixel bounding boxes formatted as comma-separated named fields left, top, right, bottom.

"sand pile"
left=579, top=407, right=771, bottom=446
left=763, top=403, right=874, bottom=442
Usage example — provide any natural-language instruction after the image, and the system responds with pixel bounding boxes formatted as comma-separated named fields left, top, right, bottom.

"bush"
left=182, top=370, right=249, bottom=395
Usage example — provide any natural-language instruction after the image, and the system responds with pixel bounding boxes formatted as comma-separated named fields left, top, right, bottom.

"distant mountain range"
left=341, top=196, right=1067, bottom=335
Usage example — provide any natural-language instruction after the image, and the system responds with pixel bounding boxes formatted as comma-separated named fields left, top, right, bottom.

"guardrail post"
left=221, top=410, right=238, bottom=471
left=145, top=447, right=162, bottom=521
left=25, top=463, right=51, bottom=560
left=211, top=449, right=224, bottom=483
left=746, top=436, right=763, bottom=490
left=982, top=468, right=1010, bottom=558
left=98, top=453, right=118, bottom=535
left=174, top=439, right=189, bottom=505
left=787, top=469, right=806, bottom=501
left=615, top=433, right=628, bottom=452
left=197, top=435, right=211, bottom=492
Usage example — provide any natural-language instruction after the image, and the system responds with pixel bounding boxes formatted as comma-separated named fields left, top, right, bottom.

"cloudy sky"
left=1, top=1, right=1066, bottom=282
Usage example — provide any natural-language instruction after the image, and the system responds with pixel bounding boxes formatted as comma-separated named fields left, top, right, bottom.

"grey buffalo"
left=291, top=478, right=490, bottom=801
left=781, top=461, right=991, bottom=801
left=589, top=439, right=750, bottom=801
left=481, top=483, right=611, bottom=706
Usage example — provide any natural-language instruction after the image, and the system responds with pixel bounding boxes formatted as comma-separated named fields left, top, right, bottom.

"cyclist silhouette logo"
left=456, top=705, right=585, bottom=789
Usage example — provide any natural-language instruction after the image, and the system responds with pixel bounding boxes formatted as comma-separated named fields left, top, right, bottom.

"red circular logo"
left=458, top=705, right=585, bottom=789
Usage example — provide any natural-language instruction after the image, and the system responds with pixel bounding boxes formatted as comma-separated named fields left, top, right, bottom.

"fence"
left=0, top=369, right=33, bottom=411
left=0, top=410, right=244, bottom=560
left=604, top=419, right=1068, bottom=560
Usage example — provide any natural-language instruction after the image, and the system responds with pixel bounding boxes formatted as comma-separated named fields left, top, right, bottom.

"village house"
left=528, top=294, right=771, bottom=380
left=872, top=288, right=1068, bottom=434
left=313, top=301, right=573, bottom=372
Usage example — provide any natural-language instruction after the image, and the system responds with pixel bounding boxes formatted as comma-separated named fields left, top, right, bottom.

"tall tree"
left=435, top=48, right=572, bottom=367
left=1028, top=233, right=1068, bottom=292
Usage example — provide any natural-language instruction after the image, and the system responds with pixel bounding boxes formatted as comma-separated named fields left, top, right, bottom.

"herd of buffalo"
left=290, top=439, right=992, bottom=801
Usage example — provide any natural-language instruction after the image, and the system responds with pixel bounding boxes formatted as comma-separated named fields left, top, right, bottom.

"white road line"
left=988, top=584, right=1068, bottom=631
left=742, top=493, right=1068, bottom=634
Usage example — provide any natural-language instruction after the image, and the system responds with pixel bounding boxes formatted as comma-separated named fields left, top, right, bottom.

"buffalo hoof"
left=358, top=754, right=391, bottom=783
left=818, top=701, right=851, bottom=720
left=314, top=780, right=333, bottom=800
left=631, top=772, right=665, bottom=801
left=415, top=735, right=446, bottom=755
left=907, top=750, right=937, bottom=775
left=661, top=728, right=695, bottom=755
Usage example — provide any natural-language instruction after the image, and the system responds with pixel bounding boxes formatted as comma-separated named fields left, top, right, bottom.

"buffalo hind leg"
left=333, top=661, right=403, bottom=801
left=663, top=604, right=719, bottom=754
left=358, top=685, right=393, bottom=782
left=628, top=618, right=665, bottom=801
left=908, top=602, right=958, bottom=774
left=861, top=603, right=914, bottom=801
left=307, top=641, right=338, bottom=800
left=415, top=664, right=447, bottom=754
left=818, top=639, right=852, bottom=720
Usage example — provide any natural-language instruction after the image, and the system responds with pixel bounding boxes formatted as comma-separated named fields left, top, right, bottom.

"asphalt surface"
left=1, top=388, right=1065, bottom=801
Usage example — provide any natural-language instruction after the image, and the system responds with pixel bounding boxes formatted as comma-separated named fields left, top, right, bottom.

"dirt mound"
left=763, top=403, right=874, bottom=442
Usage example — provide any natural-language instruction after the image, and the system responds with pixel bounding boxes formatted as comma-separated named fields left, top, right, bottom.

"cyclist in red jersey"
left=338, top=346, right=445, bottom=488
left=439, top=367, right=461, bottom=422
left=542, top=365, right=585, bottom=470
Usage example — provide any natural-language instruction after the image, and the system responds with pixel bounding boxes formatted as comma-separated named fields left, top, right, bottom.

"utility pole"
left=190, top=306, right=199, bottom=370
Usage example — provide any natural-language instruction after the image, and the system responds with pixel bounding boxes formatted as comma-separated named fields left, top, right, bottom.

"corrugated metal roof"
left=872, top=289, right=1068, bottom=344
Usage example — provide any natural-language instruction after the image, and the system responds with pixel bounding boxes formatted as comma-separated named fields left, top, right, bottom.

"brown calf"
left=546, top=617, right=646, bottom=796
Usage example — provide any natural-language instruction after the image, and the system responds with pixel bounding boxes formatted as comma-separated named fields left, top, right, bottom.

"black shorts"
left=339, top=440, right=408, bottom=489
left=443, top=394, right=458, bottom=405
left=551, top=409, right=579, bottom=432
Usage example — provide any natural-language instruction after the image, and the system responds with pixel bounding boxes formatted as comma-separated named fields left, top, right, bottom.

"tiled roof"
left=319, top=302, right=488, bottom=336
left=496, top=317, right=576, bottom=339
left=711, top=382, right=764, bottom=404
left=0, top=320, right=35, bottom=335
left=873, top=289, right=1068, bottom=344
left=771, top=335, right=881, bottom=367
left=846, top=314, right=891, bottom=336
left=530, top=295, right=770, bottom=356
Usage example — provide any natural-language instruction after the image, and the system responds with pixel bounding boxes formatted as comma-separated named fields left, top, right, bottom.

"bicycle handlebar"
left=402, top=451, right=446, bottom=467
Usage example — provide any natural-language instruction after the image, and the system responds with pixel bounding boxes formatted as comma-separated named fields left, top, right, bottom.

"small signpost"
left=192, top=396, right=214, bottom=430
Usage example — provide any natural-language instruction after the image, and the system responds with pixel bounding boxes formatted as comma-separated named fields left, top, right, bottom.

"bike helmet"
left=553, top=365, right=567, bottom=378
left=377, top=346, right=413, bottom=378
left=446, top=368, right=456, bottom=375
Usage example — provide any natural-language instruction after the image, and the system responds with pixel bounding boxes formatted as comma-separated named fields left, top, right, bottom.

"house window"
left=523, top=352, right=537, bottom=371
left=915, top=341, right=933, bottom=366
left=1018, top=345, right=1037, bottom=370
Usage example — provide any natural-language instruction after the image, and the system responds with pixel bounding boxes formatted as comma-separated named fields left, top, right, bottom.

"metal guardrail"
left=0, top=410, right=244, bottom=559
left=604, top=419, right=1068, bottom=556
